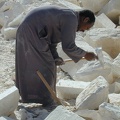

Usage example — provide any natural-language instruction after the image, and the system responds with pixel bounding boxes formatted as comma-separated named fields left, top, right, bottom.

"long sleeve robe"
left=15, top=5, right=86, bottom=105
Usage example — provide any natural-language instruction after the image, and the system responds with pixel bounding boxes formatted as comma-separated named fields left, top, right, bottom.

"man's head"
left=77, top=9, right=95, bottom=32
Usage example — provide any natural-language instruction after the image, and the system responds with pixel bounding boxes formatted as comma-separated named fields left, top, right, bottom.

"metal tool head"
left=95, top=47, right=104, bottom=67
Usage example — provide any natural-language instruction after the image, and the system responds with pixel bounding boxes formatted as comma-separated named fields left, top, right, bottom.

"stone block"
left=19, top=0, right=34, bottom=5
left=98, top=0, right=120, bottom=24
left=58, top=0, right=82, bottom=10
left=98, top=102, right=120, bottom=120
left=0, top=86, right=20, bottom=116
left=75, top=109, right=99, bottom=120
left=108, top=93, right=120, bottom=106
left=80, top=0, right=109, bottom=13
left=112, top=53, right=120, bottom=78
left=2, top=27, right=17, bottom=40
left=56, top=79, right=90, bottom=99
left=94, top=13, right=116, bottom=28
left=73, top=51, right=113, bottom=83
left=45, top=105, right=85, bottom=120
left=0, top=116, right=14, bottom=120
left=76, top=76, right=109, bottom=110
left=84, top=28, right=120, bottom=58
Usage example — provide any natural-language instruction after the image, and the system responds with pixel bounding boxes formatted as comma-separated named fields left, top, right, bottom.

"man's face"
left=77, top=17, right=94, bottom=32
left=78, top=23, right=94, bottom=32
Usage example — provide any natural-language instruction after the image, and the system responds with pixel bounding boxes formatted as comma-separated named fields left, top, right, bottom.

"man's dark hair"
left=79, top=9, right=95, bottom=23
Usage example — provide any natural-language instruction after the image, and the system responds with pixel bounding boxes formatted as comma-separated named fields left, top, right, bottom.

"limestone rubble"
left=0, top=0, right=120, bottom=120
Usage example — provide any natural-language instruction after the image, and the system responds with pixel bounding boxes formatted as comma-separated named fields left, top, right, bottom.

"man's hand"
left=55, top=57, right=65, bottom=66
left=84, top=52, right=98, bottom=61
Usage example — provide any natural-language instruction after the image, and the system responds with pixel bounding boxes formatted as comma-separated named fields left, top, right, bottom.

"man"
left=15, top=5, right=97, bottom=108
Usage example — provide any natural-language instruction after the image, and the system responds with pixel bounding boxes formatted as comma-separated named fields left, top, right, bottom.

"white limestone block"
left=19, top=0, right=34, bottom=5
left=108, top=93, right=120, bottom=106
left=94, top=13, right=116, bottom=28
left=0, top=116, right=14, bottom=120
left=98, top=102, right=120, bottom=120
left=59, top=0, right=81, bottom=6
left=0, top=86, right=20, bottom=116
left=0, top=1, right=13, bottom=12
left=56, top=79, right=90, bottom=99
left=98, top=0, right=120, bottom=24
left=8, top=12, right=26, bottom=27
left=45, top=105, right=85, bottom=120
left=73, top=51, right=113, bottom=83
left=109, top=82, right=120, bottom=93
left=73, top=60, right=113, bottom=83
left=2, top=27, right=17, bottom=40
left=58, top=0, right=82, bottom=10
left=112, top=53, right=120, bottom=78
left=76, top=76, right=109, bottom=110
left=84, top=28, right=120, bottom=58
left=75, top=109, right=99, bottom=120
left=80, top=0, right=109, bottom=13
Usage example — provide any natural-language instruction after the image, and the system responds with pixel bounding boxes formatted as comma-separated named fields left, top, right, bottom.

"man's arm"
left=60, top=12, right=86, bottom=63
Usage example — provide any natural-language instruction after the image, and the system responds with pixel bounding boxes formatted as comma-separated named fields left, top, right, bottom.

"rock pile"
left=0, top=0, right=120, bottom=120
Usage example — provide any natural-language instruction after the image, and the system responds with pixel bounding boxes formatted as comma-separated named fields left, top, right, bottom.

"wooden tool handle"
left=36, top=70, right=61, bottom=105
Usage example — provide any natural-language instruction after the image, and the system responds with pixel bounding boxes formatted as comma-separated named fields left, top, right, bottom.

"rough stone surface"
left=109, top=82, right=120, bottom=93
left=98, top=0, right=120, bottom=24
left=98, top=102, right=120, bottom=120
left=0, top=86, right=20, bottom=116
left=0, top=116, right=14, bottom=120
left=45, top=106, right=85, bottom=120
left=75, top=109, right=99, bottom=120
left=84, top=28, right=120, bottom=58
left=94, top=13, right=116, bottom=28
left=108, top=93, right=120, bottom=106
left=56, top=79, right=90, bottom=99
left=80, top=0, right=109, bottom=13
left=76, top=76, right=109, bottom=110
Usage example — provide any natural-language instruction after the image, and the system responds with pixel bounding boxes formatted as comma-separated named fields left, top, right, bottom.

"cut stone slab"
left=58, top=0, right=82, bottom=10
left=98, top=0, right=120, bottom=24
left=73, top=51, right=113, bottom=83
left=80, top=0, right=109, bottom=13
left=2, top=27, right=17, bottom=40
left=94, top=13, right=116, bottom=28
left=19, top=0, right=34, bottom=5
left=59, top=0, right=80, bottom=6
left=108, top=93, right=120, bottom=106
left=112, top=53, right=120, bottom=78
left=75, top=109, right=99, bottom=120
left=0, top=116, right=14, bottom=120
left=8, top=12, right=26, bottom=27
left=73, top=60, right=113, bottom=83
left=0, top=86, right=20, bottom=116
left=56, top=79, right=90, bottom=99
left=76, top=76, right=109, bottom=110
left=45, top=105, right=85, bottom=120
left=84, top=28, right=120, bottom=58
left=98, top=102, right=120, bottom=120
